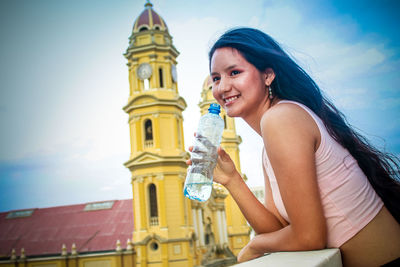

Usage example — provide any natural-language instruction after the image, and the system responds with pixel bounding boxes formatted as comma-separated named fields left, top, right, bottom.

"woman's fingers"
left=217, top=147, right=230, bottom=161
left=217, top=146, right=225, bottom=156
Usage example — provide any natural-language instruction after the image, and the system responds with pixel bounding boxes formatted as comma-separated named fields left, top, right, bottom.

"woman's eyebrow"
left=225, top=64, right=238, bottom=71
left=211, top=64, right=238, bottom=76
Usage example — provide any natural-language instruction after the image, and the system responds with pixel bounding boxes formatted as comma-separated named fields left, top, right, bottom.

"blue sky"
left=0, top=0, right=399, bottom=212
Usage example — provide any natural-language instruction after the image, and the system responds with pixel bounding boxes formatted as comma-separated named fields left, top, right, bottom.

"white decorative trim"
left=192, top=209, right=199, bottom=246
left=217, top=210, right=223, bottom=245
left=222, top=210, right=228, bottom=244
left=197, top=209, right=205, bottom=246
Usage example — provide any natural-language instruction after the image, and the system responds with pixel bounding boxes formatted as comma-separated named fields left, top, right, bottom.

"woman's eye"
left=231, top=70, right=240, bottom=76
left=212, top=76, right=220, bottom=82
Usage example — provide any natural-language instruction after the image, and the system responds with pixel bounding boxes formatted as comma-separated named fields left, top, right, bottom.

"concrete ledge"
left=235, top=248, right=342, bottom=267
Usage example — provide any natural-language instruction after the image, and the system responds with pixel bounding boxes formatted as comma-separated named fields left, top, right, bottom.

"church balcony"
left=145, top=140, right=154, bottom=148
left=150, top=216, right=159, bottom=226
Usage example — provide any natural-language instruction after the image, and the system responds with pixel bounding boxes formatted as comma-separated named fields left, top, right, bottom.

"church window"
left=158, top=68, right=164, bottom=88
left=84, top=201, right=114, bottom=211
left=144, top=119, right=153, bottom=148
left=6, top=209, right=34, bottom=219
left=154, top=26, right=160, bottom=30
left=148, top=183, right=159, bottom=226
left=144, top=78, right=150, bottom=90
left=205, top=234, right=210, bottom=245
left=139, top=26, right=148, bottom=32
left=223, top=115, right=227, bottom=129
left=150, top=241, right=159, bottom=251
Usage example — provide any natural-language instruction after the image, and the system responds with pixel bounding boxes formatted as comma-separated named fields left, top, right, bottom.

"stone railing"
left=145, top=140, right=153, bottom=148
left=235, top=248, right=342, bottom=267
left=149, top=216, right=159, bottom=226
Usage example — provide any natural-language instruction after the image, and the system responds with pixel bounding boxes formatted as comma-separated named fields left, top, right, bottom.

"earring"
left=268, top=86, right=273, bottom=99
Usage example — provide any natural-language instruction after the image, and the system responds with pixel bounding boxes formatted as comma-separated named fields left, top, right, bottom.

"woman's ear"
left=264, top=68, right=276, bottom=86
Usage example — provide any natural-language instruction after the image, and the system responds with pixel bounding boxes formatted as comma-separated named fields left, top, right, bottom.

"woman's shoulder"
left=260, top=101, right=320, bottom=140
left=261, top=101, right=313, bottom=126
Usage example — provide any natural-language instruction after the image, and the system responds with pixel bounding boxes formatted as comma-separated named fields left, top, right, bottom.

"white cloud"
left=300, top=42, right=387, bottom=83
left=246, top=3, right=396, bottom=113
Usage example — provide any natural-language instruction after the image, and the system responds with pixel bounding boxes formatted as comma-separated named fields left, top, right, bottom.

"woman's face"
left=210, top=47, right=268, bottom=118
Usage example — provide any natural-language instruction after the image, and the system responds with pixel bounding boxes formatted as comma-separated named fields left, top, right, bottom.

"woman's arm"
left=262, top=150, right=289, bottom=227
left=213, top=148, right=284, bottom=233
left=237, top=103, right=327, bottom=262
left=186, top=143, right=282, bottom=233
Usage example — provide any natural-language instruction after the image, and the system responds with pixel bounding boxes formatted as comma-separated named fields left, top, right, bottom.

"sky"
left=0, top=0, right=399, bottom=212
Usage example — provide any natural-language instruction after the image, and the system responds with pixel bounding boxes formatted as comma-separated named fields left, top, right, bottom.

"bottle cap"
left=208, top=103, right=221, bottom=114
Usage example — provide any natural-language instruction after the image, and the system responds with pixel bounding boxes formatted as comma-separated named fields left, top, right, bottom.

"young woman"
left=191, top=27, right=400, bottom=266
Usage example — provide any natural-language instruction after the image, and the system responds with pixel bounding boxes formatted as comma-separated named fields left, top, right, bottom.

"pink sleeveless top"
left=262, top=100, right=383, bottom=247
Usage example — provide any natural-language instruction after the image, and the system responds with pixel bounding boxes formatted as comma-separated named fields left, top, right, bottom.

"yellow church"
left=0, top=2, right=250, bottom=267
left=122, top=1, right=250, bottom=265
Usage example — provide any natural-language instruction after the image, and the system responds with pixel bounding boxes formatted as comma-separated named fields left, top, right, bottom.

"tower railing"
left=145, top=140, right=154, bottom=148
left=150, top=216, right=159, bottom=226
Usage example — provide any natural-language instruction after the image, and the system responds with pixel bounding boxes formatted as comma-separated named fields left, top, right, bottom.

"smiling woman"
left=210, top=47, right=273, bottom=120
left=207, top=27, right=400, bottom=266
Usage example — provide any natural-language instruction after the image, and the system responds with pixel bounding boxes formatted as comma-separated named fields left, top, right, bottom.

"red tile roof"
left=0, top=199, right=134, bottom=258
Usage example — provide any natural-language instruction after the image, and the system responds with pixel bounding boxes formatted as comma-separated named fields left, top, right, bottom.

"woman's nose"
left=218, top=77, right=231, bottom=93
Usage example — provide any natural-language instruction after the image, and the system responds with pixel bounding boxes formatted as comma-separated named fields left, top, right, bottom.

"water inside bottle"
left=183, top=173, right=213, bottom=202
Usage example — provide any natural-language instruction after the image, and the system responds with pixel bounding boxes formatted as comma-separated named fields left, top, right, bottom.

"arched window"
left=144, top=78, right=150, bottom=90
left=149, top=183, right=158, bottom=226
left=139, top=26, right=148, bottom=32
left=144, top=119, right=153, bottom=148
left=158, top=68, right=164, bottom=88
left=223, top=115, right=227, bottom=129
left=205, top=233, right=210, bottom=245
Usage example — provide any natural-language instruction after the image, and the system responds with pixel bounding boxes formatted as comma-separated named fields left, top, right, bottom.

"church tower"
left=199, top=77, right=251, bottom=256
left=123, top=2, right=195, bottom=266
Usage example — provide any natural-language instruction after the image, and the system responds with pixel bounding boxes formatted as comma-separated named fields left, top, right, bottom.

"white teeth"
left=224, top=95, right=239, bottom=103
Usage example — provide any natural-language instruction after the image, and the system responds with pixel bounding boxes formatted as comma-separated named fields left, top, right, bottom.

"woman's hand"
left=186, top=145, right=239, bottom=187
left=213, top=147, right=239, bottom=186
left=186, top=133, right=239, bottom=187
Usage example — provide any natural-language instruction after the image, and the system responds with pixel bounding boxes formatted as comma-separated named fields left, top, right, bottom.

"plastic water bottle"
left=184, top=103, right=224, bottom=201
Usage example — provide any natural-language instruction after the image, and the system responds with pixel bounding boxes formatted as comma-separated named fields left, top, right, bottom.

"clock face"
left=137, top=63, right=152, bottom=80
left=171, top=65, right=177, bottom=83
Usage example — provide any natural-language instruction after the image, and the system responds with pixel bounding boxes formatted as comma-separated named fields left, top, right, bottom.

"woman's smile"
left=223, top=94, right=241, bottom=105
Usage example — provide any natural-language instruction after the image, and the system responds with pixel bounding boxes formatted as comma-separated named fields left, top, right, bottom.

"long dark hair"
left=209, top=27, right=400, bottom=223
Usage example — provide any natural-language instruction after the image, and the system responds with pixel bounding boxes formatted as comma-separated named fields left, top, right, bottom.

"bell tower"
left=199, top=77, right=251, bottom=256
left=123, top=2, right=195, bottom=266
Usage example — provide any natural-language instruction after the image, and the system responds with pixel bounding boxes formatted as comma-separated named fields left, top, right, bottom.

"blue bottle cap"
left=208, top=103, right=221, bottom=114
